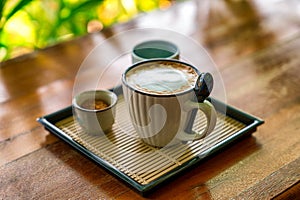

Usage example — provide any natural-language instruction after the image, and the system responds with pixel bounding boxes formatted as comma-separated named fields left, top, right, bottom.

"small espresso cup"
left=72, top=90, right=118, bottom=135
left=132, top=40, right=179, bottom=63
left=122, top=59, right=217, bottom=147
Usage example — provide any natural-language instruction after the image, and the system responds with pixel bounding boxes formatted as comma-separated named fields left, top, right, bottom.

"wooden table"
left=1, top=0, right=299, bottom=199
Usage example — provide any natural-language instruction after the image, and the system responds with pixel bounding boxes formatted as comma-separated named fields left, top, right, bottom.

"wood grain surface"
left=1, top=0, right=299, bottom=199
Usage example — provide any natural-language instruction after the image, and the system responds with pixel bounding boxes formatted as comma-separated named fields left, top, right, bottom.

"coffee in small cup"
left=72, top=90, right=118, bottom=136
left=81, top=99, right=109, bottom=110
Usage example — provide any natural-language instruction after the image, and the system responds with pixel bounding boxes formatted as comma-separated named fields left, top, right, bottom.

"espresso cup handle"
left=178, top=100, right=217, bottom=141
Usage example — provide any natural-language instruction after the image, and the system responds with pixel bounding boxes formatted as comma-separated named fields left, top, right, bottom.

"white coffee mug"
left=122, top=59, right=217, bottom=147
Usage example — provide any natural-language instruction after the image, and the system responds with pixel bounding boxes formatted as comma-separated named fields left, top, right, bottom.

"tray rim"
left=37, top=92, right=264, bottom=195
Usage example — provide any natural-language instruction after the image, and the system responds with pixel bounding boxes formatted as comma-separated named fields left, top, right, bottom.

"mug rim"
left=122, top=59, right=201, bottom=97
left=72, top=90, right=118, bottom=112
left=132, top=40, right=180, bottom=61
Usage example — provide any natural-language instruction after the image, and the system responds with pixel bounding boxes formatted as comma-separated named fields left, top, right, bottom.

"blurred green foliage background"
left=0, top=0, right=173, bottom=61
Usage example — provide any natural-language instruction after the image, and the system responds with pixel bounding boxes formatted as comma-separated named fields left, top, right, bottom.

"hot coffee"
left=81, top=99, right=109, bottom=110
left=122, top=59, right=217, bottom=147
left=125, top=63, right=198, bottom=95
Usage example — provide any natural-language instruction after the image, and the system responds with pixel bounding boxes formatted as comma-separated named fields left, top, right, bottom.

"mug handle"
left=177, top=100, right=217, bottom=141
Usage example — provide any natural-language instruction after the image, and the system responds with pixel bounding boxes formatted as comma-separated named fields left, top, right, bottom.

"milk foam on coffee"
left=126, top=63, right=198, bottom=95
